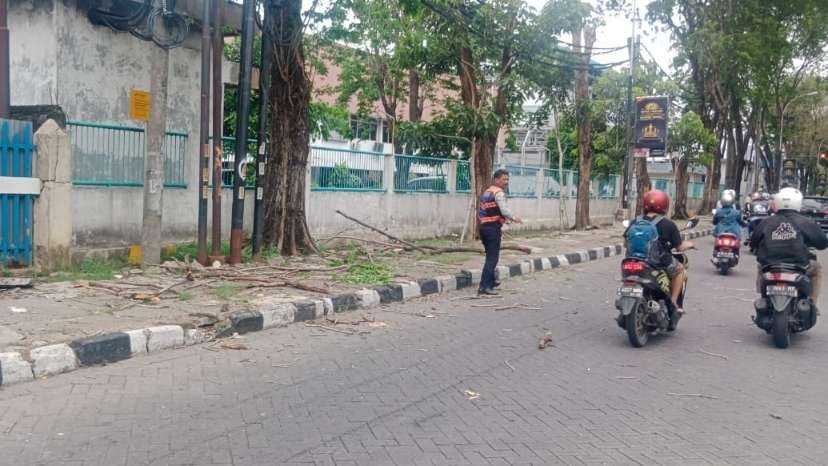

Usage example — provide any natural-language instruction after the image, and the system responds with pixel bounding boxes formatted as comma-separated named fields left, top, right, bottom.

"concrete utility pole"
left=0, top=0, right=10, bottom=118
left=197, top=0, right=212, bottom=265
left=141, top=48, right=170, bottom=267
left=229, top=0, right=256, bottom=264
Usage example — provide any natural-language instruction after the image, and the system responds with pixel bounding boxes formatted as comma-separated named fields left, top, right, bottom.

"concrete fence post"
left=534, top=168, right=544, bottom=222
left=383, top=153, right=395, bottom=224
left=447, top=159, right=457, bottom=194
left=33, top=119, right=73, bottom=271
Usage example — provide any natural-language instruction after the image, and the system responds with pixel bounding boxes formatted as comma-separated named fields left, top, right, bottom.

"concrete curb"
left=0, top=228, right=713, bottom=387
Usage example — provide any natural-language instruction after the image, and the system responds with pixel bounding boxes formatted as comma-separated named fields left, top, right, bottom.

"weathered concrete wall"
left=72, top=187, right=617, bottom=249
left=9, top=0, right=59, bottom=106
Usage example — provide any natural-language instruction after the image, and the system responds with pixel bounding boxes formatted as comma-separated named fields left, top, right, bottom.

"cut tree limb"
left=335, top=210, right=532, bottom=255
left=336, top=210, right=429, bottom=252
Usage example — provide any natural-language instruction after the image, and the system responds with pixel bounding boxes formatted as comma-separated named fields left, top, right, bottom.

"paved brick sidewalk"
left=0, top=223, right=642, bottom=353
left=0, top=235, right=825, bottom=465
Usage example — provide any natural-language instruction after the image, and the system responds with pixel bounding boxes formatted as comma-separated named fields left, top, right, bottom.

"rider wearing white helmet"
left=714, top=190, right=747, bottom=242
left=750, top=187, right=828, bottom=305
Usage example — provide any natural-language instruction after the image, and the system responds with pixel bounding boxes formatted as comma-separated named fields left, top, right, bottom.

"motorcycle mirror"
left=622, top=220, right=630, bottom=228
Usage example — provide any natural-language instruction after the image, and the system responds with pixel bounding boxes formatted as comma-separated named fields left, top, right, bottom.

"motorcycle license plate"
left=716, top=252, right=734, bottom=258
left=618, top=286, right=643, bottom=298
left=766, top=285, right=797, bottom=297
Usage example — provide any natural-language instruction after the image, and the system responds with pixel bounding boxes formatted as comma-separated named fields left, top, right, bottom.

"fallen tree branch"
left=698, top=349, right=728, bottom=360
left=667, top=392, right=720, bottom=400
left=335, top=210, right=429, bottom=253
left=304, top=323, right=355, bottom=335
left=155, top=278, right=195, bottom=297
left=317, top=236, right=401, bottom=249
left=282, top=279, right=329, bottom=294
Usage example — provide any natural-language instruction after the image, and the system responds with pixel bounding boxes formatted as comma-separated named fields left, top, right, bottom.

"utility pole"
left=141, top=47, right=170, bottom=267
left=0, top=0, right=10, bottom=118
left=210, top=0, right=224, bottom=262
left=252, top=11, right=273, bottom=256
left=197, top=0, right=212, bottom=265
left=229, top=0, right=255, bottom=264
left=621, top=35, right=633, bottom=211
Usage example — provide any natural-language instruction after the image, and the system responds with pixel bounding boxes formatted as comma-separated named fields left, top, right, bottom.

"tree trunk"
left=408, top=69, right=422, bottom=122
left=704, top=142, right=724, bottom=213
left=673, top=157, right=690, bottom=219
left=263, top=0, right=316, bottom=255
left=573, top=25, right=595, bottom=230
left=634, top=157, right=651, bottom=216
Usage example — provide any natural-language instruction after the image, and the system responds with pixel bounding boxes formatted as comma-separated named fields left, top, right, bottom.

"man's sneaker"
left=477, top=288, right=499, bottom=296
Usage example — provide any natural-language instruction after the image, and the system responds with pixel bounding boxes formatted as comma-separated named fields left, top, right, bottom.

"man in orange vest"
left=478, top=169, right=522, bottom=295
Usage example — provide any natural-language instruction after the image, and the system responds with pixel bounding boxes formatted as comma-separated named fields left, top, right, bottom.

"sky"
left=301, top=0, right=678, bottom=77
left=524, top=0, right=676, bottom=75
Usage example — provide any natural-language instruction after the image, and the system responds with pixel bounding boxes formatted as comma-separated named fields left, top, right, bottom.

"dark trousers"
left=479, top=223, right=502, bottom=290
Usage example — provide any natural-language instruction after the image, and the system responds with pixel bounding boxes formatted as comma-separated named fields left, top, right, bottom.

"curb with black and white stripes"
left=0, top=228, right=712, bottom=387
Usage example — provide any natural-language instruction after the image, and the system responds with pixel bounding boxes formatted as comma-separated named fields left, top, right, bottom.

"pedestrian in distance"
left=478, top=169, right=522, bottom=296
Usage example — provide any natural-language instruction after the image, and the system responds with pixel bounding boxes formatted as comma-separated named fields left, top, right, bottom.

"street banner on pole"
left=634, top=96, right=669, bottom=158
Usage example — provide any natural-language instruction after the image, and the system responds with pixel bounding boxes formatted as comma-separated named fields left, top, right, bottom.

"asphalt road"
left=1, top=235, right=827, bottom=466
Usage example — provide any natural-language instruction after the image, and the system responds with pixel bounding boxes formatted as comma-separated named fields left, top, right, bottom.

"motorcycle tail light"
left=622, top=261, right=646, bottom=273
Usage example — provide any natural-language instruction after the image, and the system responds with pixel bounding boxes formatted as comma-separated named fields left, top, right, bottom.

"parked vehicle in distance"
left=801, top=196, right=828, bottom=234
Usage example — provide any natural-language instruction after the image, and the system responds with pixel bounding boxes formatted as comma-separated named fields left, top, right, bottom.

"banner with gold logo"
left=634, top=96, right=669, bottom=157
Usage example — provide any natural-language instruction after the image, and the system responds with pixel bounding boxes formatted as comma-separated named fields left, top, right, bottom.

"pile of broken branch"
left=81, top=261, right=346, bottom=313
left=321, top=210, right=534, bottom=255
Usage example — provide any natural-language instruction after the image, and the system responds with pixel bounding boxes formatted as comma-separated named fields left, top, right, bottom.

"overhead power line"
left=419, top=0, right=629, bottom=73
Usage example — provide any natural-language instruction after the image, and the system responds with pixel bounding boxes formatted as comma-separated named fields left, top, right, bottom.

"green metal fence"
left=651, top=178, right=675, bottom=197
left=542, top=169, right=564, bottom=198
left=504, top=164, right=539, bottom=197
left=68, top=121, right=188, bottom=188
left=311, top=146, right=385, bottom=191
left=689, top=181, right=705, bottom=199
left=213, top=136, right=258, bottom=188
left=594, top=175, right=619, bottom=199
left=394, top=154, right=450, bottom=193
left=456, top=160, right=471, bottom=193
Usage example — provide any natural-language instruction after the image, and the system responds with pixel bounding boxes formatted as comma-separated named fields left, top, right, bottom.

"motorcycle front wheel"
left=626, top=302, right=649, bottom=348
left=772, top=308, right=791, bottom=349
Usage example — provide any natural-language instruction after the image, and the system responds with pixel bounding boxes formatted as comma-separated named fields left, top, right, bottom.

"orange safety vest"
left=479, top=186, right=505, bottom=225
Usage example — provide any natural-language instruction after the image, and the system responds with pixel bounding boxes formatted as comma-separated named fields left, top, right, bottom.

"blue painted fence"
left=0, top=120, right=36, bottom=266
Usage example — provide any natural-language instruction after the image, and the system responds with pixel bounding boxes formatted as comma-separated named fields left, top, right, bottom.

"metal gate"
left=0, top=119, right=39, bottom=266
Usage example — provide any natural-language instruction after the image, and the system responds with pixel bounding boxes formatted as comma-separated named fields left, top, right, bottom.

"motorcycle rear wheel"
left=717, top=264, right=730, bottom=276
left=626, top=302, right=649, bottom=348
left=772, top=308, right=791, bottom=349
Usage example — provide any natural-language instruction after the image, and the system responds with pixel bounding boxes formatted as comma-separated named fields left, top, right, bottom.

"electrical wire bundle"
left=89, top=0, right=190, bottom=49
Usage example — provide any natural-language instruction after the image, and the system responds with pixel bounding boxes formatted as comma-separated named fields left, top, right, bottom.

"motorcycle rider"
left=713, top=191, right=748, bottom=247
left=625, top=190, right=695, bottom=314
left=750, top=187, right=828, bottom=307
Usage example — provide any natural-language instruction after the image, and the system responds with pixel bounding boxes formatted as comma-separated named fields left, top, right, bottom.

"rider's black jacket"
left=749, top=210, right=828, bottom=267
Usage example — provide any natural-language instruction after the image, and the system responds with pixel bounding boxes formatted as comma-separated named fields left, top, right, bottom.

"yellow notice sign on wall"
left=129, top=90, right=151, bottom=121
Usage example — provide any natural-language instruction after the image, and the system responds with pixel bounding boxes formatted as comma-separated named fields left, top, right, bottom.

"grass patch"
left=417, top=253, right=474, bottom=266
left=45, top=257, right=125, bottom=282
left=414, top=238, right=458, bottom=249
left=162, top=242, right=276, bottom=263
left=177, top=290, right=194, bottom=302
left=331, top=246, right=394, bottom=285
left=214, top=283, right=239, bottom=300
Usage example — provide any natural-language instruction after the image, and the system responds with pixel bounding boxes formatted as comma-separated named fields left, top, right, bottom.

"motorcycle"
left=615, top=218, right=699, bottom=348
left=753, top=257, right=817, bottom=349
left=745, top=202, right=771, bottom=253
left=711, top=233, right=740, bottom=275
